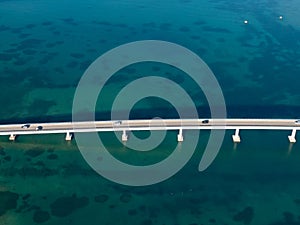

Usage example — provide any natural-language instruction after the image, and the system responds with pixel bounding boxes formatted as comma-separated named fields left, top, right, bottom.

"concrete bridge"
left=0, top=119, right=299, bottom=143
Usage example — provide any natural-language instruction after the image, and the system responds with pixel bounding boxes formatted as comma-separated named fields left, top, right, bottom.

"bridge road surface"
left=0, top=119, right=299, bottom=136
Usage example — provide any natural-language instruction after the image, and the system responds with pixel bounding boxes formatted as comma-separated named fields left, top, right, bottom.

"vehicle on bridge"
left=36, top=126, right=43, bottom=131
left=202, top=119, right=209, bottom=124
left=21, top=124, right=30, bottom=129
left=114, top=121, right=122, bottom=126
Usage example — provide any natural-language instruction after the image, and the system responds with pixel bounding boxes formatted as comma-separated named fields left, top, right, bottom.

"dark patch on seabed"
left=232, top=206, right=254, bottom=224
left=50, top=194, right=89, bottom=217
left=33, top=210, right=51, bottom=223
left=0, top=191, right=19, bottom=216
left=269, top=211, right=300, bottom=225
left=94, top=194, right=109, bottom=203
left=24, top=148, right=45, bottom=158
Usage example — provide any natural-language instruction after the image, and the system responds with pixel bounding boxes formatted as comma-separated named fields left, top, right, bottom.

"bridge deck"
left=0, top=119, right=299, bottom=143
left=0, top=119, right=299, bottom=135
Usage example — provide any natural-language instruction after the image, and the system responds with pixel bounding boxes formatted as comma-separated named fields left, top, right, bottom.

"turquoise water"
left=1, top=0, right=300, bottom=224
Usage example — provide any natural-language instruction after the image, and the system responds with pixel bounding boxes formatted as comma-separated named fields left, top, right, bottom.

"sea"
left=0, top=0, right=300, bottom=224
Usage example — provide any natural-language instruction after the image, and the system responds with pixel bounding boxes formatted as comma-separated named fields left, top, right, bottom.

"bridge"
left=0, top=119, right=299, bottom=143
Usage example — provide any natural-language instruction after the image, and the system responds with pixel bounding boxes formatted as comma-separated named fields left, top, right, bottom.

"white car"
left=295, top=120, right=300, bottom=124
left=114, top=121, right=122, bottom=126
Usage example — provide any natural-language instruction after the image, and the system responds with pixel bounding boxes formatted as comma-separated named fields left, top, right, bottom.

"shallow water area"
left=0, top=0, right=300, bottom=224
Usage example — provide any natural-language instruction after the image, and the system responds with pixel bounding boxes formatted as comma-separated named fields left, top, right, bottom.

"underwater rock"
left=47, top=154, right=58, bottom=160
left=151, top=66, right=160, bottom=71
left=294, top=199, right=300, bottom=205
left=0, top=191, right=19, bottom=216
left=179, top=26, right=190, bottom=32
left=233, top=206, right=254, bottom=224
left=70, top=53, right=84, bottom=59
left=24, top=148, right=45, bottom=158
left=25, top=24, right=36, bottom=29
left=0, top=53, right=18, bottom=61
left=23, top=49, right=37, bottom=55
left=94, top=194, right=109, bottom=203
left=140, top=219, right=152, bottom=225
left=209, top=218, right=216, bottom=223
left=190, top=35, right=201, bottom=40
left=0, top=25, right=10, bottom=31
left=3, top=156, right=11, bottom=161
left=14, top=59, right=27, bottom=66
left=139, top=205, right=146, bottom=211
left=0, top=148, right=6, bottom=156
left=22, top=194, right=31, bottom=201
left=66, top=61, right=78, bottom=68
left=33, top=210, right=50, bottom=223
left=32, top=161, right=45, bottom=167
left=120, top=193, right=132, bottom=203
left=45, top=43, right=56, bottom=48
left=80, top=60, right=92, bottom=70
left=19, top=33, right=31, bottom=39
left=128, top=209, right=137, bottom=216
left=11, top=28, right=23, bottom=34
left=41, top=21, right=53, bottom=26
left=159, top=23, right=172, bottom=30
left=202, top=26, right=231, bottom=33
left=50, top=194, right=89, bottom=217
left=109, top=204, right=116, bottom=209
left=194, top=20, right=206, bottom=26
left=18, top=38, right=44, bottom=49
left=123, top=67, right=136, bottom=74
left=61, top=17, right=78, bottom=25
left=283, top=211, right=294, bottom=223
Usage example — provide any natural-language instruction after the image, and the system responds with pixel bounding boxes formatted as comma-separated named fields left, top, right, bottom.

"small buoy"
left=279, top=15, right=283, bottom=20
left=244, top=20, right=248, bottom=24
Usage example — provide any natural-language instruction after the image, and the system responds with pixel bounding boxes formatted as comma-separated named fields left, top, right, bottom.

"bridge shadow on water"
left=0, top=105, right=299, bottom=125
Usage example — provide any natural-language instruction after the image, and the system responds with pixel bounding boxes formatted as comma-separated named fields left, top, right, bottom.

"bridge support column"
left=9, top=134, right=16, bottom=141
left=288, top=129, right=296, bottom=143
left=65, top=132, right=73, bottom=141
left=122, top=130, right=128, bottom=142
left=177, top=129, right=183, bottom=142
left=232, top=129, right=241, bottom=143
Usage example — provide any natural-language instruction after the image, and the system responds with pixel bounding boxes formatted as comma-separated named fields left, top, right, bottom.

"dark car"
left=36, top=126, right=43, bottom=131
left=202, top=119, right=209, bottom=124
left=21, top=124, right=30, bottom=129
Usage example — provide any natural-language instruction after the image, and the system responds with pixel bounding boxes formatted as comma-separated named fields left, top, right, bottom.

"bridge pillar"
left=9, top=134, right=16, bottom=141
left=122, top=130, right=128, bottom=142
left=288, top=129, right=296, bottom=143
left=177, top=129, right=183, bottom=142
left=232, top=129, right=241, bottom=143
left=65, top=132, right=73, bottom=141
